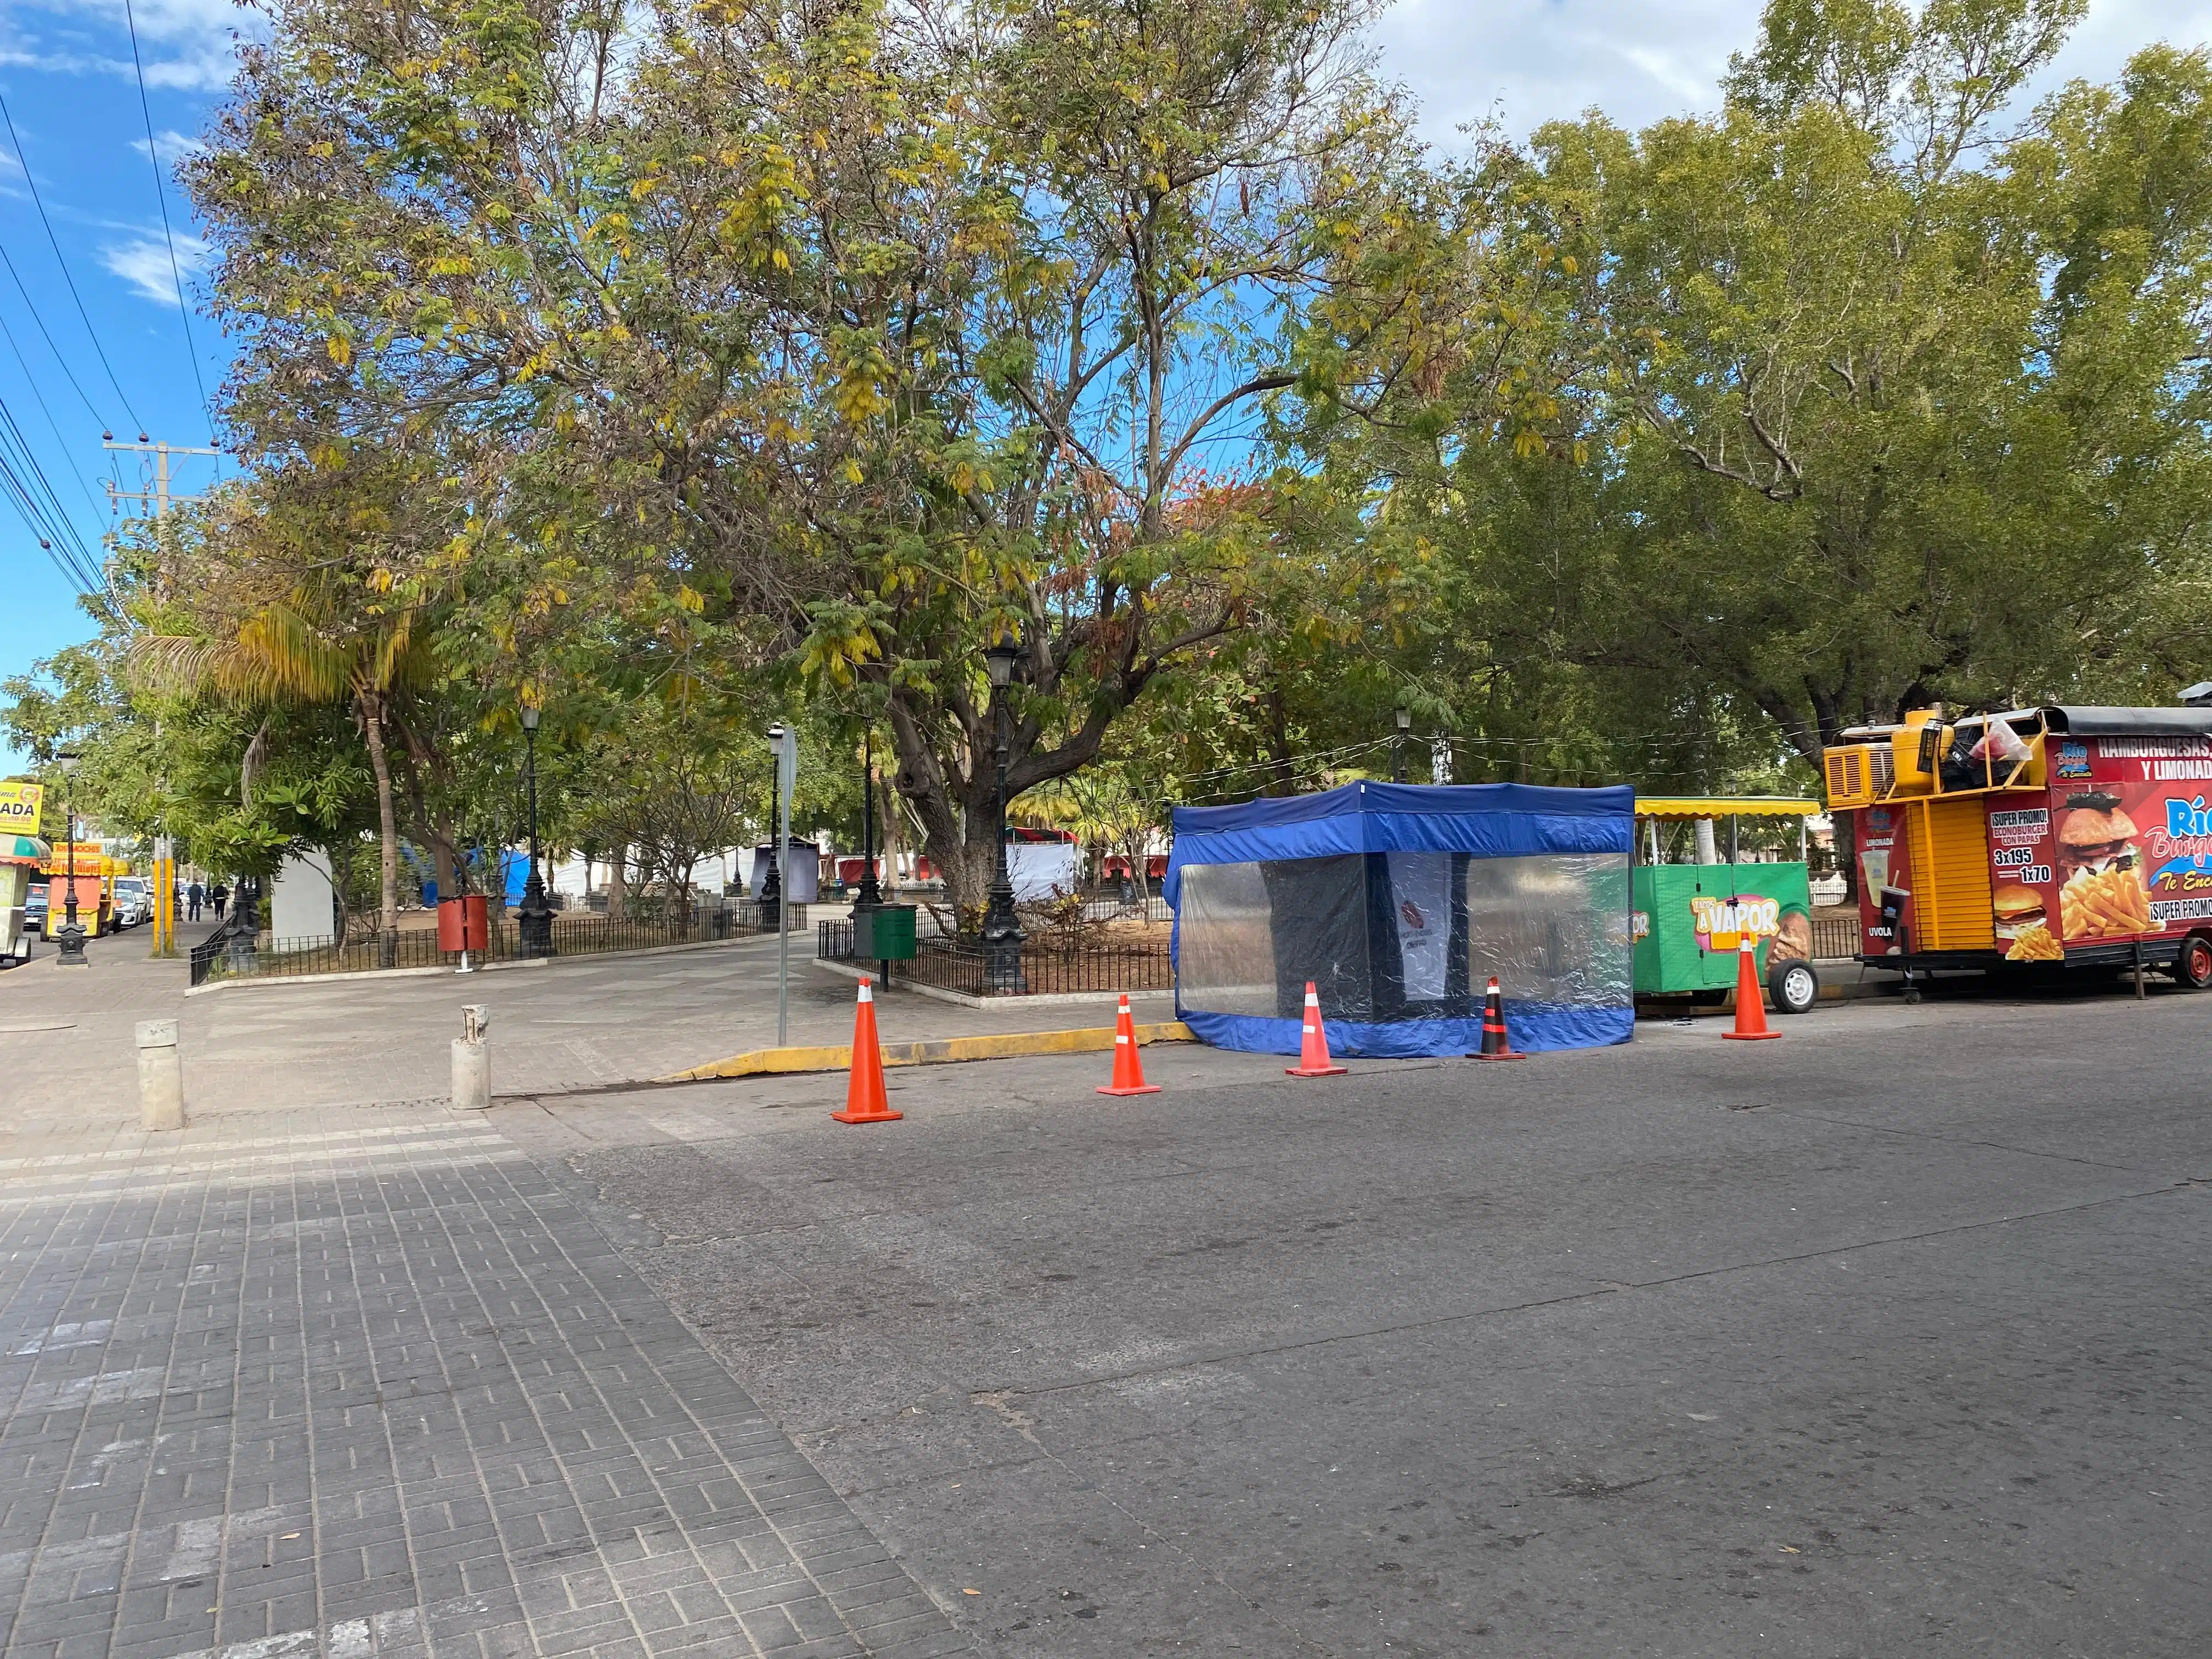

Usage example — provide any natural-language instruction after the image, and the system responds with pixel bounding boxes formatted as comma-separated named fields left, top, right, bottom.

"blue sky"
left=2, top=0, right=2207, bottom=774
left=0, top=0, right=248, bottom=770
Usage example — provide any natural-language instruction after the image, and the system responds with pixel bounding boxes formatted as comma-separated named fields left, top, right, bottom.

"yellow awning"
left=1634, top=796, right=1821, bottom=820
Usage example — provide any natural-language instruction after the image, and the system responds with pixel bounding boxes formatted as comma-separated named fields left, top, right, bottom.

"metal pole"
left=777, top=753, right=790, bottom=1048
left=56, top=776, right=87, bottom=967
left=517, top=718, right=553, bottom=958
left=857, top=732, right=883, bottom=908
left=526, top=724, right=540, bottom=883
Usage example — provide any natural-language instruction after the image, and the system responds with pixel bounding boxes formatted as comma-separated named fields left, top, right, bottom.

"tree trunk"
left=432, top=831, right=456, bottom=901
left=359, top=690, right=400, bottom=970
left=326, top=841, right=354, bottom=944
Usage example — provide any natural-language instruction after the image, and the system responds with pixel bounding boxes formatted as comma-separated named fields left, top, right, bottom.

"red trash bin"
left=437, top=895, right=488, bottom=952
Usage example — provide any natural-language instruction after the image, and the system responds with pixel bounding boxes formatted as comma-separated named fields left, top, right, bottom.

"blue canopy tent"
left=1165, top=782, right=1637, bottom=1057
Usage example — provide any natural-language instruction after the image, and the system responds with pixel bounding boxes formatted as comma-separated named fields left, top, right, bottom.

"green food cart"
left=1632, top=797, right=1821, bottom=1015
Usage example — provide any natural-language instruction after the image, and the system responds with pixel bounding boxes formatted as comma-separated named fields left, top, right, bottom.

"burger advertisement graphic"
left=1978, top=740, right=2212, bottom=952
left=2055, top=791, right=2151, bottom=940
left=1985, top=803, right=2062, bottom=959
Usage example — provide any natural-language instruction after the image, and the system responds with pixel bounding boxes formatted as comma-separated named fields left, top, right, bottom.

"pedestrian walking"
left=210, top=882, right=228, bottom=919
left=186, top=880, right=203, bottom=921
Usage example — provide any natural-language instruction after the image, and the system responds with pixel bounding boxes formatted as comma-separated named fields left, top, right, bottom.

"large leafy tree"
left=134, top=464, right=457, bottom=961
left=1292, top=0, right=2212, bottom=837
left=188, top=0, right=1414, bottom=910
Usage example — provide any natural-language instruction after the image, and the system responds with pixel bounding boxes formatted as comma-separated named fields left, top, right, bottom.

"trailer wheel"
left=2177, top=934, right=2212, bottom=991
left=1768, top=958, right=1819, bottom=1015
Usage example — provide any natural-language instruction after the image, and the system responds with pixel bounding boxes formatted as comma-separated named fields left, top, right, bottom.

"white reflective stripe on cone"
left=859, top=981, right=873, bottom=1001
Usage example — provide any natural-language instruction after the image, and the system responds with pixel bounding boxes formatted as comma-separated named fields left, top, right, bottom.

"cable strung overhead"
left=0, top=91, right=145, bottom=439
left=122, top=0, right=215, bottom=453
left=0, top=306, right=109, bottom=524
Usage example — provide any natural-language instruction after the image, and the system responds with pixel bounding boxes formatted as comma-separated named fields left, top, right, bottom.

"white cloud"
left=98, top=232, right=206, bottom=306
left=0, top=0, right=265, bottom=93
left=128, top=128, right=203, bottom=166
left=1369, top=0, right=2212, bottom=154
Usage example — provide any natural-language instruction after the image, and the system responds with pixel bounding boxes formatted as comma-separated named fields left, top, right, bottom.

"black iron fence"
left=1810, top=914, right=1863, bottom=961
left=192, top=902, right=809, bottom=987
left=186, top=911, right=254, bottom=988
left=819, top=918, right=1172, bottom=997
left=1074, top=889, right=1174, bottom=924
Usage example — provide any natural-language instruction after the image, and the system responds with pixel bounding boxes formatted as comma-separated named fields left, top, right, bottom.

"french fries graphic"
left=2059, top=866, right=2152, bottom=940
left=2004, top=922, right=2064, bottom=961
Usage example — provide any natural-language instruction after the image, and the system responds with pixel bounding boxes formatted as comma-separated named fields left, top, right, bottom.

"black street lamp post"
left=1393, top=707, right=1413, bottom=783
left=518, top=706, right=554, bottom=958
left=759, top=771, right=782, bottom=921
left=856, top=732, right=884, bottom=909
left=54, top=752, right=87, bottom=967
left=980, top=636, right=1025, bottom=994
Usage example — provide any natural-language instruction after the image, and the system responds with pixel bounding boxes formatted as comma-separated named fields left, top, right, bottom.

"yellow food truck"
left=1822, top=703, right=2212, bottom=997
left=43, top=841, right=114, bottom=938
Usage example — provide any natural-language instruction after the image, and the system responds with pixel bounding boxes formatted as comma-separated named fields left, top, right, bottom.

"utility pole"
left=104, top=438, right=218, bottom=523
left=105, top=439, right=218, bottom=601
left=108, top=441, right=217, bottom=949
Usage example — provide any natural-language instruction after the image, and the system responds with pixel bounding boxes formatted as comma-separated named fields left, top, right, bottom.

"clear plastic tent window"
left=1165, top=782, right=1636, bottom=1057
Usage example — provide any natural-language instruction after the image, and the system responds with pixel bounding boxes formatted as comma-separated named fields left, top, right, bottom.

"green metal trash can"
left=851, top=903, right=917, bottom=962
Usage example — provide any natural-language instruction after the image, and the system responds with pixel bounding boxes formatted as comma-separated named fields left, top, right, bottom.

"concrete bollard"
left=136, top=1020, right=187, bottom=1132
left=452, top=1003, right=490, bottom=1110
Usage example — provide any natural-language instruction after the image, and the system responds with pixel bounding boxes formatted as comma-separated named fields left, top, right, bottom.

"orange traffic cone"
left=1097, top=994, right=1161, bottom=1096
left=1466, top=977, right=1525, bottom=1061
left=831, top=976, right=905, bottom=1122
left=1722, top=935, right=1781, bottom=1041
left=1286, top=981, right=1349, bottom=1077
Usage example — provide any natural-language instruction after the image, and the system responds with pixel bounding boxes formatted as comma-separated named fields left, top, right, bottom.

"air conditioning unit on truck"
left=1822, top=704, right=2212, bottom=997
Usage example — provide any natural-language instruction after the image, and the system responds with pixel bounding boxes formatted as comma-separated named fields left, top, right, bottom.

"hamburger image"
left=2057, top=792, right=2139, bottom=878
left=1992, top=883, right=2046, bottom=944
left=1768, top=905, right=1813, bottom=962
left=2057, top=790, right=2154, bottom=940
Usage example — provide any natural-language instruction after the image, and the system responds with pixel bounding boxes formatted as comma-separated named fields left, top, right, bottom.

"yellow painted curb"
left=660, top=1021, right=1197, bottom=1084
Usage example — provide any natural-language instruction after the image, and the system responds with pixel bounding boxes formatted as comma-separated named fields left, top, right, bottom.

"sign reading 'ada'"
left=0, top=781, right=44, bottom=834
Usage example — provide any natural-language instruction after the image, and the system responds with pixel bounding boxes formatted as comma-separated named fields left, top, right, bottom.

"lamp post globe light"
left=54, top=752, right=87, bottom=967
left=980, top=634, right=1026, bottom=994
left=1393, top=707, right=1413, bottom=784
left=517, top=704, right=555, bottom=959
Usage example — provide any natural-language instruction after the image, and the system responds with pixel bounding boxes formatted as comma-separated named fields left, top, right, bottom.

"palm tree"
left=138, top=567, right=435, bottom=969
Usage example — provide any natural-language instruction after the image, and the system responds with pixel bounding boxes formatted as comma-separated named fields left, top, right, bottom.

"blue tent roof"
left=1165, top=781, right=1633, bottom=905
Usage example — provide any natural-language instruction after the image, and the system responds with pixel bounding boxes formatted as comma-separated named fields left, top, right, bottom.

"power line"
left=0, top=238, right=108, bottom=430
left=122, top=0, right=216, bottom=454
left=0, top=306, right=110, bottom=524
left=0, top=436, right=100, bottom=593
left=0, top=401, right=94, bottom=564
left=0, top=424, right=104, bottom=586
left=0, top=91, right=145, bottom=438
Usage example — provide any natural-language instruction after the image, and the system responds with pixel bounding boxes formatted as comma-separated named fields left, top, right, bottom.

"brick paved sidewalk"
left=0, top=1110, right=966, bottom=1659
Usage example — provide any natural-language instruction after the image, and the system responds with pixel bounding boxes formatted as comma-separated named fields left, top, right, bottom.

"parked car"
left=24, top=882, right=47, bottom=930
left=111, top=876, right=151, bottom=928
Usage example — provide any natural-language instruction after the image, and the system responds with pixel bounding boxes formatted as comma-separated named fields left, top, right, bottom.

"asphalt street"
left=501, top=988, right=2212, bottom=1657
left=3, top=941, right=2208, bottom=1657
